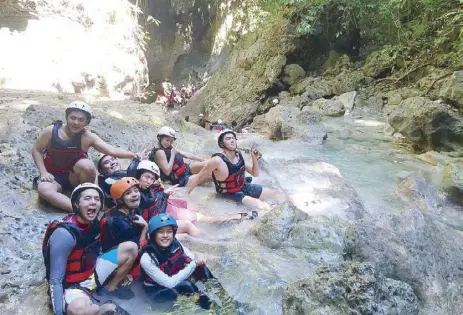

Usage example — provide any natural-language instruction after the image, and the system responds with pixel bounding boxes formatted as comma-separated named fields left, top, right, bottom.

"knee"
left=67, top=298, right=98, bottom=315
left=74, top=159, right=96, bottom=175
left=38, top=183, right=56, bottom=199
left=119, top=241, right=138, bottom=260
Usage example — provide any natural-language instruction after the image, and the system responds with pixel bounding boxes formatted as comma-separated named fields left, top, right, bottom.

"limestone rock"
left=388, top=97, right=463, bottom=152
left=337, top=91, right=357, bottom=115
left=283, top=262, right=419, bottom=315
left=312, top=98, right=345, bottom=117
left=282, top=64, right=306, bottom=86
left=440, top=71, right=463, bottom=110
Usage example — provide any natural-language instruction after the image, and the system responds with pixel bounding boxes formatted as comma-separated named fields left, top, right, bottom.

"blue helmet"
left=148, top=213, right=178, bottom=235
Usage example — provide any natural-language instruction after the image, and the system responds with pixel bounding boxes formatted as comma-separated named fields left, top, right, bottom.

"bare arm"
left=177, top=149, right=204, bottom=162
left=89, top=133, right=137, bottom=159
left=244, top=152, right=259, bottom=177
left=155, top=149, right=175, bottom=175
left=32, top=126, right=54, bottom=180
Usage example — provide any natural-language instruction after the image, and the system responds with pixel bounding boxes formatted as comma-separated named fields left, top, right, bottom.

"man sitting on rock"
left=32, top=101, right=143, bottom=212
left=42, top=183, right=129, bottom=315
left=187, top=129, right=290, bottom=210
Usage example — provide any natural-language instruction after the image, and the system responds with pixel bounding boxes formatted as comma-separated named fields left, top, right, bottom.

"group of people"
left=35, top=101, right=290, bottom=315
left=156, top=78, right=197, bottom=111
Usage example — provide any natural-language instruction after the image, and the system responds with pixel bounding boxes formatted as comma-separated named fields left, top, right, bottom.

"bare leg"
left=242, top=196, right=271, bottom=210
left=259, top=187, right=288, bottom=201
left=196, top=212, right=242, bottom=223
left=104, top=241, right=138, bottom=292
left=37, top=181, right=72, bottom=212
left=69, top=159, right=96, bottom=186
left=189, top=161, right=212, bottom=184
left=67, top=296, right=99, bottom=315
left=177, top=220, right=201, bottom=237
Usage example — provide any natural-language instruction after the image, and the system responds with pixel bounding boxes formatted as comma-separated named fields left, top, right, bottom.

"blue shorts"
left=220, top=184, right=263, bottom=203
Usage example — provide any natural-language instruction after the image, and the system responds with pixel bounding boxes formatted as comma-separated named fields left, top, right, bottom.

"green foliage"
left=260, top=0, right=460, bottom=45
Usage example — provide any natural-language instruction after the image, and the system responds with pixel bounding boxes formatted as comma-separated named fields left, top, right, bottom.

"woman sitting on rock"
left=149, top=126, right=211, bottom=187
left=135, top=160, right=249, bottom=239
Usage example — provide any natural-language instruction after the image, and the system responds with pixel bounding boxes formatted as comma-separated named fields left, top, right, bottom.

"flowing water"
left=15, top=116, right=462, bottom=314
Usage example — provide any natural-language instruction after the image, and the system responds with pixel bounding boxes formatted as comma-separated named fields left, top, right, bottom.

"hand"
left=194, top=253, right=207, bottom=266
left=132, top=215, right=147, bottom=227
left=137, top=148, right=150, bottom=160
left=40, top=172, right=55, bottom=182
left=170, top=147, right=178, bottom=157
left=164, top=184, right=180, bottom=195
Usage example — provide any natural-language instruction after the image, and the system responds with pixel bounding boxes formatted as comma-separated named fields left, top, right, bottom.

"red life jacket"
left=42, top=214, right=100, bottom=287
left=43, top=121, right=87, bottom=174
left=150, top=147, right=188, bottom=182
left=212, top=152, right=245, bottom=193
left=142, top=240, right=191, bottom=285
left=139, top=189, right=167, bottom=222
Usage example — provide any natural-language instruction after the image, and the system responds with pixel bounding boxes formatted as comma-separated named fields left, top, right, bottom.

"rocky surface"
left=283, top=262, right=420, bottom=315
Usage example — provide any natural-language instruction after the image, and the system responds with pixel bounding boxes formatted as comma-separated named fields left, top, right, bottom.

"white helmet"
left=137, top=160, right=160, bottom=178
left=66, top=101, right=93, bottom=124
left=157, top=126, right=176, bottom=139
left=199, top=113, right=204, bottom=117
left=70, top=183, right=104, bottom=214
left=218, top=119, right=223, bottom=124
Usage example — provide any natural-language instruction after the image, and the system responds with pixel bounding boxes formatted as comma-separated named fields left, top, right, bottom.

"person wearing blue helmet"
left=140, top=214, right=213, bottom=309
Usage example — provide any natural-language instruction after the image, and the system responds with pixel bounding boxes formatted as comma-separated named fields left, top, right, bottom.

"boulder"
left=254, top=202, right=308, bottom=249
left=337, top=91, right=357, bottom=115
left=363, top=45, right=397, bottom=78
left=440, top=71, right=463, bottom=110
left=441, top=157, right=463, bottom=205
left=344, top=209, right=463, bottom=314
left=250, top=105, right=327, bottom=144
left=312, top=98, right=345, bottom=117
left=282, top=64, right=306, bottom=86
left=283, top=262, right=420, bottom=315
left=388, top=97, right=463, bottom=152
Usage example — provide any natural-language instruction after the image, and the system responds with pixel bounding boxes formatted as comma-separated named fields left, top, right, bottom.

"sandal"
left=239, top=210, right=258, bottom=220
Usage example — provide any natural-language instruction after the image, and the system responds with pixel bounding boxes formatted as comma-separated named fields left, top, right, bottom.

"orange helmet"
left=110, top=177, right=139, bottom=200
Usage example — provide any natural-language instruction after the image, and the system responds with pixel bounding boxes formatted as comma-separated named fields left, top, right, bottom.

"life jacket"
left=43, top=120, right=87, bottom=174
left=212, top=152, right=245, bottom=194
left=149, top=147, right=189, bottom=183
left=100, top=209, right=141, bottom=252
left=138, top=188, right=168, bottom=222
left=42, top=214, right=100, bottom=288
left=141, top=240, right=192, bottom=285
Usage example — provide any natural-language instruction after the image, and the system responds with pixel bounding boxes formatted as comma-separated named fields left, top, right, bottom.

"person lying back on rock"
left=149, top=126, right=211, bottom=187
left=135, top=161, right=247, bottom=239
left=187, top=129, right=290, bottom=210
left=42, top=183, right=129, bottom=315
left=32, top=101, right=143, bottom=212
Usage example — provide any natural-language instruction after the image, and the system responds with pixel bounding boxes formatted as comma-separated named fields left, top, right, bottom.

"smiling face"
left=99, top=155, right=121, bottom=174
left=66, top=110, right=88, bottom=133
left=76, top=189, right=101, bottom=222
left=121, top=186, right=140, bottom=209
left=154, top=226, right=174, bottom=248
left=159, top=136, right=175, bottom=149
left=139, top=171, right=158, bottom=190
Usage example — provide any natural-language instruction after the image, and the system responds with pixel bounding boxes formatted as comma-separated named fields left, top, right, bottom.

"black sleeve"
left=127, top=158, right=140, bottom=177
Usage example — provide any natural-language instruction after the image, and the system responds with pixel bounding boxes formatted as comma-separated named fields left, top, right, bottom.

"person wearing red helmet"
left=187, top=130, right=290, bottom=210
left=42, top=183, right=129, bottom=315
left=32, top=101, right=144, bottom=213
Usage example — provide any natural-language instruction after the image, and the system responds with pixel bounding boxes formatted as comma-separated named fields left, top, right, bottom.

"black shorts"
left=220, top=184, right=263, bottom=203
left=53, top=172, right=74, bottom=191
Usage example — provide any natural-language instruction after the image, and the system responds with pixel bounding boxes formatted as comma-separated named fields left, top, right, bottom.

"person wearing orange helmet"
left=96, top=177, right=147, bottom=299
left=32, top=101, right=144, bottom=213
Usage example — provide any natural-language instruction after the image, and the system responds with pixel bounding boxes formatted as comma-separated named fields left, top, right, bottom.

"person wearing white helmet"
left=42, top=183, right=129, bottom=315
left=135, top=161, right=247, bottom=238
left=149, top=126, right=211, bottom=187
left=187, top=129, right=290, bottom=210
left=32, top=101, right=144, bottom=212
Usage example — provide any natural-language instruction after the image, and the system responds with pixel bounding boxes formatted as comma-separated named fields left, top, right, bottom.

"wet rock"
left=388, top=97, right=463, bottom=153
left=312, top=98, right=345, bottom=117
left=283, top=262, right=419, bottom=315
left=344, top=209, right=463, bottom=314
left=337, top=91, right=357, bottom=115
left=441, top=158, right=463, bottom=205
left=440, top=71, right=463, bottom=110
left=254, top=202, right=308, bottom=249
left=281, top=64, right=306, bottom=86
left=250, top=105, right=327, bottom=144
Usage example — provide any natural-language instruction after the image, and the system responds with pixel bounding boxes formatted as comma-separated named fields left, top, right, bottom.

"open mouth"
left=86, top=207, right=97, bottom=217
